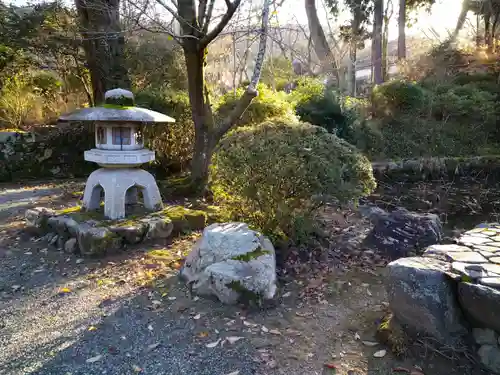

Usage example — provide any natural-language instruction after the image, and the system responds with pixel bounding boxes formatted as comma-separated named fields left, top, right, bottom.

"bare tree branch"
left=200, top=0, right=243, bottom=47
left=215, top=0, right=271, bottom=139
left=201, top=0, right=216, bottom=33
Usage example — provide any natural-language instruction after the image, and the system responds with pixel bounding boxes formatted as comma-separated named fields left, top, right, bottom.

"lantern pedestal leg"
left=82, top=168, right=163, bottom=220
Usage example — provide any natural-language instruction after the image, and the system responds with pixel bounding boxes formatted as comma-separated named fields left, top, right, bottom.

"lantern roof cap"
left=58, top=88, right=176, bottom=124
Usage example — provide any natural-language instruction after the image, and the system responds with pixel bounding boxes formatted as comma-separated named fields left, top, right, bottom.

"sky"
left=278, top=0, right=463, bottom=40
left=7, top=0, right=464, bottom=42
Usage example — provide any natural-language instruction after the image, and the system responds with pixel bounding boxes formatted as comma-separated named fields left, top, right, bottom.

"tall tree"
left=305, top=0, right=339, bottom=82
left=398, top=0, right=405, bottom=59
left=127, top=0, right=271, bottom=185
left=372, top=0, right=383, bottom=84
left=382, top=0, right=393, bottom=79
left=452, top=0, right=472, bottom=41
left=75, top=0, right=130, bottom=104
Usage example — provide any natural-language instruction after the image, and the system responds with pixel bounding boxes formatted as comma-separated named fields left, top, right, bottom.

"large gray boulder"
left=180, top=223, right=277, bottom=305
left=361, top=206, right=443, bottom=259
left=458, top=282, right=500, bottom=333
left=386, top=257, right=469, bottom=348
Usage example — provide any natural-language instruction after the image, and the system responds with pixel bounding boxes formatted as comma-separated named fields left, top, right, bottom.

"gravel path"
left=0, top=184, right=261, bottom=375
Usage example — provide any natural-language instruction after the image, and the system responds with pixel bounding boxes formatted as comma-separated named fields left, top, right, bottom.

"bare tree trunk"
left=397, top=0, right=405, bottom=60
left=372, top=0, right=384, bottom=85
left=382, top=0, right=392, bottom=80
left=452, top=0, right=471, bottom=42
left=476, top=12, right=482, bottom=47
left=184, top=0, right=271, bottom=185
left=492, top=12, right=500, bottom=51
left=485, top=11, right=493, bottom=51
left=305, top=0, right=339, bottom=82
left=75, top=0, right=130, bottom=105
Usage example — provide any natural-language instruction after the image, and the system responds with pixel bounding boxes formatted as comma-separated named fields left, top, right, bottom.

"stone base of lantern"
left=82, top=168, right=163, bottom=220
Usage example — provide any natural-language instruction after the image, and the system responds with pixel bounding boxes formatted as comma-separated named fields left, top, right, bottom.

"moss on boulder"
left=161, top=206, right=207, bottom=233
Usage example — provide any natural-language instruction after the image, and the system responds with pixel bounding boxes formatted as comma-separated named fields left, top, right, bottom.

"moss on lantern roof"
left=58, top=88, right=176, bottom=124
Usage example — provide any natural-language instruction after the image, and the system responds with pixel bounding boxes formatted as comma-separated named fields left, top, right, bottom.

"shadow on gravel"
left=19, top=284, right=262, bottom=375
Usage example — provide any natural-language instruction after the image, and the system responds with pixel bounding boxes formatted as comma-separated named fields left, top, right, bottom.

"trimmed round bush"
left=372, top=80, right=427, bottom=117
left=210, top=120, right=376, bottom=243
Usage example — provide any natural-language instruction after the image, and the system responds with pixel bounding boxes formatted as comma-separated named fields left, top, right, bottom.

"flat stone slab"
left=458, top=236, right=492, bottom=245
left=475, top=245, right=500, bottom=253
left=479, top=277, right=500, bottom=288
left=419, top=224, right=500, bottom=291
left=490, top=257, right=500, bottom=264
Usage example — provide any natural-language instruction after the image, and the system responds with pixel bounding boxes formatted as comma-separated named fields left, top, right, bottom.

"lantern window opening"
left=96, top=126, right=106, bottom=144
left=112, top=126, right=131, bottom=150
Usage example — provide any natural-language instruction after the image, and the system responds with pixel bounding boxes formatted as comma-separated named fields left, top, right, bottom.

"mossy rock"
left=77, top=225, right=123, bottom=256
left=161, top=206, right=207, bottom=233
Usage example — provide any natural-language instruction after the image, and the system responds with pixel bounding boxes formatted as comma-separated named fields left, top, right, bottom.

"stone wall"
left=386, top=224, right=500, bottom=373
left=373, top=156, right=500, bottom=182
left=0, top=125, right=95, bottom=182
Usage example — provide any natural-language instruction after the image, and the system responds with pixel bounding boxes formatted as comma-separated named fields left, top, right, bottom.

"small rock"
left=478, top=345, right=500, bottom=373
left=49, top=235, right=59, bottom=246
left=11, top=285, right=21, bottom=292
left=145, top=217, right=173, bottom=240
left=77, top=224, right=122, bottom=256
left=64, top=238, right=78, bottom=254
left=473, top=328, right=497, bottom=345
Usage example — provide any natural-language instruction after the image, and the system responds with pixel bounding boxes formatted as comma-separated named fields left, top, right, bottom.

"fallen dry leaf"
left=226, top=336, right=244, bottom=344
left=269, top=329, right=281, bottom=335
left=324, top=363, right=338, bottom=369
left=88, top=326, right=97, bottom=331
left=60, top=287, right=71, bottom=293
left=373, top=349, right=387, bottom=358
left=132, top=364, right=142, bottom=372
left=147, top=343, right=160, bottom=351
left=295, top=311, right=312, bottom=317
left=362, top=340, right=378, bottom=347
left=193, top=314, right=201, bottom=320
left=261, top=326, right=269, bottom=333
left=198, top=331, right=209, bottom=338
left=243, top=320, right=257, bottom=327
left=85, top=354, right=103, bottom=363
left=226, top=371, right=240, bottom=375
left=206, top=339, right=221, bottom=348
left=392, top=367, right=410, bottom=373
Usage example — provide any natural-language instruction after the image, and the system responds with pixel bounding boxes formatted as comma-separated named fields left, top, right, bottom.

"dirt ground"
left=0, top=180, right=486, bottom=375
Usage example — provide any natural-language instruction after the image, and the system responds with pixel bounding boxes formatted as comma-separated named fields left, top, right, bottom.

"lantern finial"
left=104, top=88, right=135, bottom=107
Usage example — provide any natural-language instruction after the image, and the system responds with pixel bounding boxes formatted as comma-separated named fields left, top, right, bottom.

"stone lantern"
left=59, top=88, right=175, bottom=220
